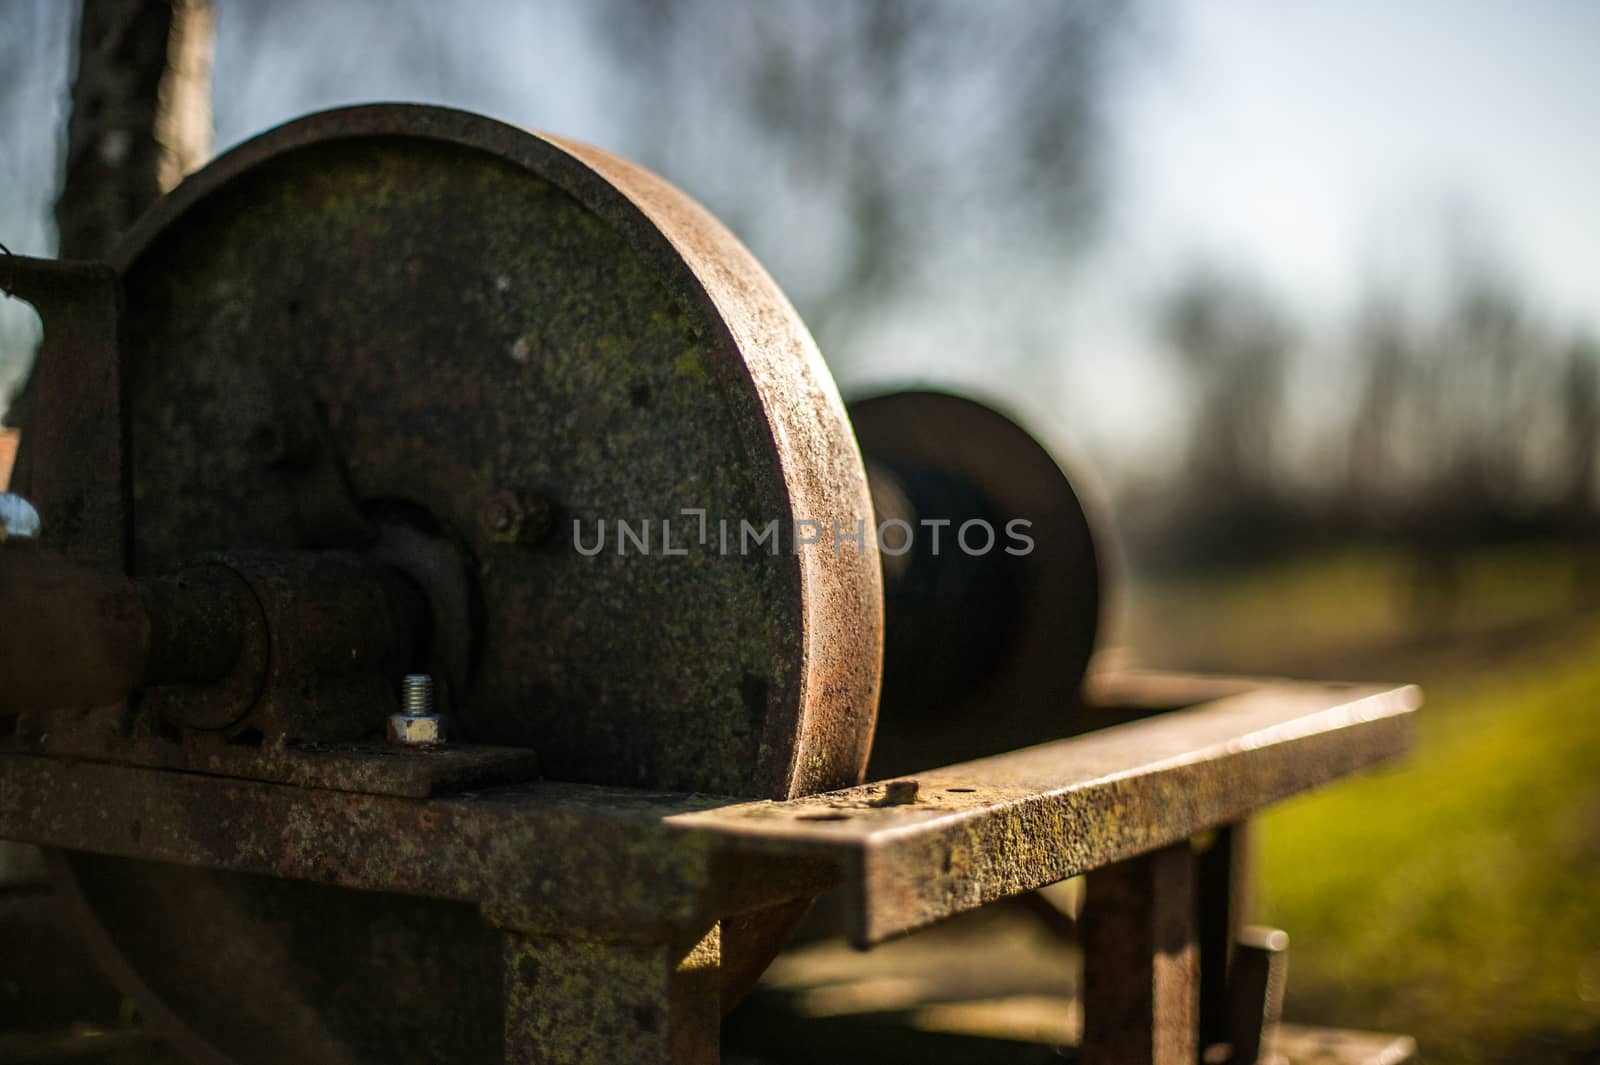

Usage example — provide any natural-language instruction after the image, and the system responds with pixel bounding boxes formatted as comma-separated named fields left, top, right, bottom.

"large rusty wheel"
left=46, top=105, right=882, bottom=1064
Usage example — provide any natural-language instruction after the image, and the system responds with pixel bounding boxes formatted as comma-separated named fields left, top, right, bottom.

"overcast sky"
left=3, top=1, right=1597, bottom=473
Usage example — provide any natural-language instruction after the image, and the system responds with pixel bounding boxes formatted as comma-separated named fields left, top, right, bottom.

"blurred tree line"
left=1122, top=256, right=1600, bottom=580
left=6, top=0, right=1593, bottom=592
left=2, top=0, right=1141, bottom=416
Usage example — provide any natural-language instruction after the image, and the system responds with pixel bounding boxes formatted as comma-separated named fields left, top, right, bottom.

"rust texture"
left=1081, top=843, right=1198, bottom=1065
left=675, top=680, right=1419, bottom=946
left=1, top=678, right=1417, bottom=943
left=0, top=102, right=1425, bottom=1063
left=9, top=104, right=886, bottom=1043
left=15, top=730, right=541, bottom=799
left=851, top=390, right=1102, bottom=777
left=107, top=104, right=882, bottom=801
left=0, top=674, right=1418, bottom=1062
left=502, top=924, right=721, bottom=1065
left=0, top=545, right=425, bottom=743
left=1197, top=821, right=1255, bottom=1054
left=0, top=543, right=148, bottom=714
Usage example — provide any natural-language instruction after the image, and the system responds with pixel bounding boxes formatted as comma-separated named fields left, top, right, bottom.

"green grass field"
left=1123, top=546, right=1600, bottom=1063
left=1260, top=622, right=1600, bottom=1062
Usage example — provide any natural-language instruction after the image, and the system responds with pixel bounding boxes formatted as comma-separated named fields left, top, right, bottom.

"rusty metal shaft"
left=0, top=544, right=237, bottom=714
left=0, top=543, right=424, bottom=724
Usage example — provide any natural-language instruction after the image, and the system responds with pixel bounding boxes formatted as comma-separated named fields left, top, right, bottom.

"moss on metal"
left=122, top=135, right=806, bottom=797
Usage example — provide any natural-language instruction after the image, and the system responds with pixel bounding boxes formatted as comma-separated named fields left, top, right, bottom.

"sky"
left=3, top=0, right=1598, bottom=476
left=1063, top=0, right=1600, bottom=469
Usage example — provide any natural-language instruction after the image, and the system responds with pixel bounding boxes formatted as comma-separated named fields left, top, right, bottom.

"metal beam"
left=680, top=680, right=1418, bottom=944
left=0, top=678, right=1418, bottom=945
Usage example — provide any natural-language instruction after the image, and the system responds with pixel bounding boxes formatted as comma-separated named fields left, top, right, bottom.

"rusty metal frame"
left=0, top=676, right=1417, bottom=1063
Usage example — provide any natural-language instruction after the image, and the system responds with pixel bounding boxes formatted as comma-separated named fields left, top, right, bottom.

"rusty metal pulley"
left=1, top=104, right=1102, bottom=1064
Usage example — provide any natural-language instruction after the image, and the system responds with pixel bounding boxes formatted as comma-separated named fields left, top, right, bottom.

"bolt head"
left=479, top=490, right=554, bottom=546
left=882, top=779, right=920, bottom=805
left=480, top=491, right=523, bottom=542
left=387, top=713, right=446, bottom=748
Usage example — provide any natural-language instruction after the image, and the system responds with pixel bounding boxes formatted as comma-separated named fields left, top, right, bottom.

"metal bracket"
left=0, top=253, right=126, bottom=571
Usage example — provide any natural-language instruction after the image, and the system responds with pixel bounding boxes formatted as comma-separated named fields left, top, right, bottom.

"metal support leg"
left=1081, top=843, right=1199, bottom=1065
left=500, top=922, right=721, bottom=1065
left=1199, top=820, right=1255, bottom=1051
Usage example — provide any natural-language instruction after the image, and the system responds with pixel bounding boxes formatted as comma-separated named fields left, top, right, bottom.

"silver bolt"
left=401, top=673, right=435, bottom=715
left=0, top=493, right=40, bottom=542
left=388, top=673, right=445, bottom=748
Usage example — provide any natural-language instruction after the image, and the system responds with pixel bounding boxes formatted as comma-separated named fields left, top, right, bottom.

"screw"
left=401, top=673, right=434, bottom=715
left=0, top=493, right=40, bottom=542
left=388, top=673, right=446, bottom=749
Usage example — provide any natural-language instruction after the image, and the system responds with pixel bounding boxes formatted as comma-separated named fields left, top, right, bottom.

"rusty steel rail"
left=0, top=679, right=1416, bottom=940
left=676, top=679, right=1418, bottom=945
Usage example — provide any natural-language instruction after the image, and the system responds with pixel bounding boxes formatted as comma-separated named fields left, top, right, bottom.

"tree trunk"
left=4, top=0, right=212, bottom=426
left=57, top=0, right=213, bottom=258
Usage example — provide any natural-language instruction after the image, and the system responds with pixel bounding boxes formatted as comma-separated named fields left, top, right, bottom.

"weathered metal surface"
left=174, top=551, right=424, bottom=742
left=0, top=758, right=757, bottom=931
left=0, top=675, right=1417, bottom=1062
left=1198, top=820, right=1256, bottom=1056
left=677, top=680, right=1419, bottom=945
left=502, top=924, right=721, bottom=1065
left=0, top=544, right=149, bottom=715
left=53, top=851, right=506, bottom=1065
left=1227, top=925, right=1290, bottom=1065
left=0, top=678, right=1417, bottom=938
left=0, top=888, right=127, bottom=1037
left=1, top=254, right=125, bottom=573
left=1081, top=843, right=1198, bottom=1065
left=0, top=545, right=423, bottom=742
left=851, top=391, right=1102, bottom=777
left=104, top=104, right=882, bottom=799
left=11, top=106, right=883, bottom=1038
left=14, top=731, right=540, bottom=799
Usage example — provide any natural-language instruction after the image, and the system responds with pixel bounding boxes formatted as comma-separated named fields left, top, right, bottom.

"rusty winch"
left=0, top=106, right=1418, bottom=1065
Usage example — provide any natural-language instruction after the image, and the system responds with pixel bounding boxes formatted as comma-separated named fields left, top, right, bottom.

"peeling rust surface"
left=1, top=678, right=1418, bottom=952
left=17, top=729, right=541, bottom=799
left=673, top=680, right=1420, bottom=945
left=502, top=924, right=721, bottom=1065
left=110, top=105, right=882, bottom=800
left=10, top=105, right=885, bottom=1054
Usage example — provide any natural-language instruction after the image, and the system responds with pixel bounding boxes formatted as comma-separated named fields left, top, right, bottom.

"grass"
left=1122, top=544, right=1600, bottom=1062
left=1258, top=622, right=1600, bottom=1063
left=1117, top=544, right=1598, bottom=679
